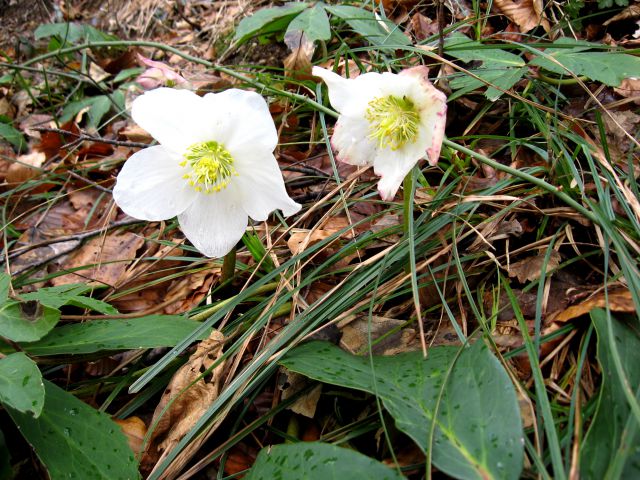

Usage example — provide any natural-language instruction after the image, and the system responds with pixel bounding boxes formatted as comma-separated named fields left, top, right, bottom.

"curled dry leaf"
left=114, top=416, right=147, bottom=458
left=51, top=231, right=145, bottom=286
left=283, top=30, right=315, bottom=79
left=340, top=316, right=420, bottom=355
left=614, top=78, right=640, bottom=106
left=142, top=330, right=226, bottom=471
left=554, top=289, right=635, bottom=323
left=493, top=0, right=550, bottom=32
left=508, top=250, right=561, bottom=283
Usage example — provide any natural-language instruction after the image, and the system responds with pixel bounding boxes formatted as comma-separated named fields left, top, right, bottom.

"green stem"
left=189, top=281, right=279, bottom=322
left=402, top=172, right=414, bottom=273
left=536, top=71, right=589, bottom=86
left=221, top=246, right=236, bottom=284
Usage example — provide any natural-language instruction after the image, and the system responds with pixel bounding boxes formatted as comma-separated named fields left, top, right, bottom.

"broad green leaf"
left=7, top=380, right=140, bottom=480
left=529, top=40, right=640, bottom=86
left=445, top=33, right=525, bottom=67
left=34, top=22, right=117, bottom=43
left=0, top=121, right=26, bottom=150
left=285, top=3, right=331, bottom=44
left=325, top=5, right=410, bottom=47
left=245, top=442, right=405, bottom=480
left=0, top=272, right=10, bottom=304
left=21, top=284, right=118, bottom=315
left=0, top=300, right=60, bottom=342
left=20, top=315, right=211, bottom=355
left=445, top=33, right=525, bottom=101
left=60, top=95, right=112, bottom=129
left=282, top=340, right=523, bottom=480
left=581, top=309, right=640, bottom=478
left=233, top=3, right=309, bottom=45
left=0, top=353, right=44, bottom=417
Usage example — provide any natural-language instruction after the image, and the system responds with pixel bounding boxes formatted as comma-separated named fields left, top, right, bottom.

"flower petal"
left=234, top=153, right=301, bottom=221
left=177, top=188, right=248, bottom=258
left=205, top=89, right=278, bottom=155
left=372, top=147, right=418, bottom=201
left=313, top=67, right=386, bottom=117
left=331, top=114, right=378, bottom=166
left=113, top=145, right=196, bottom=220
left=131, top=88, right=220, bottom=153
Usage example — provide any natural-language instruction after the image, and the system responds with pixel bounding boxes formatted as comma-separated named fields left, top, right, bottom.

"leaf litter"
left=1, top=0, right=639, bottom=479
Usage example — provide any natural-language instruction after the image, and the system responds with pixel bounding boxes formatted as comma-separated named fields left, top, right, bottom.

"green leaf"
left=325, top=5, right=410, bottom=47
left=0, top=300, right=60, bottom=342
left=0, top=121, right=26, bottom=151
left=0, top=353, right=44, bottom=417
left=282, top=340, right=523, bottom=480
left=20, top=315, right=211, bottom=355
left=7, top=380, right=140, bottom=480
left=529, top=40, right=640, bottom=86
left=0, top=272, right=10, bottom=304
left=581, top=309, right=640, bottom=478
left=21, top=284, right=118, bottom=315
left=445, top=33, right=526, bottom=101
left=34, top=22, right=117, bottom=43
left=60, top=96, right=112, bottom=129
left=245, top=442, right=405, bottom=480
left=233, top=3, right=309, bottom=45
left=285, top=3, right=331, bottom=44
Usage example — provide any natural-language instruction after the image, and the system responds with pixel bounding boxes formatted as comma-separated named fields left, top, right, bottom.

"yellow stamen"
left=365, top=95, right=420, bottom=150
left=182, top=140, right=237, bottom=194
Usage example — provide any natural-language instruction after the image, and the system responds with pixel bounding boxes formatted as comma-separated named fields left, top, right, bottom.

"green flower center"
left=181, top=140, right=237, bottom=194
left=365, top=95, right=420, bottom=150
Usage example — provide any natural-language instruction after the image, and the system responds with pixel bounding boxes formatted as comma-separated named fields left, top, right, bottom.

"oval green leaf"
left=7, top=380, right=140, bottom=480
left=0, top=352, right=44, bottom=417
left=245, top=442, right=405, bottom=480
left=0, top=300, right=60, bottom=342
left=281, top=340, right=523, bottom=480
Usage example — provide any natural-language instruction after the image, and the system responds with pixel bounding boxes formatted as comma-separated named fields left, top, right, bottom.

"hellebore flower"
left=113, top=88, right=301, bottom=258
left=312, top=66, right=447, bottom=200
left=136, top=54, right=189, bottom=90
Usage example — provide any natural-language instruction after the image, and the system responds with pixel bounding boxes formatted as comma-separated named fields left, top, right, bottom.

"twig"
left=32, top=126, right=151, bottom=149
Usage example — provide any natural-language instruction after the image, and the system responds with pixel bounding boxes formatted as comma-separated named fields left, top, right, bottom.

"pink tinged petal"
left=208, top=89, right=278, bottom=155
left=331, top=114, right=377, bottom=167
left=131, top=88, right=220, bottom=153
left=113, top=145, right=196, bottom=221
left=400, top=66, right=448, bottom=165
left=177, top=188, right=248, bottom=258
left=234, top=153, right=301, bottom=221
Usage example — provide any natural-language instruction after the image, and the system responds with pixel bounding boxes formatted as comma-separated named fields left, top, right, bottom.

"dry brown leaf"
left=52, top=231, right=145, bottom=286
left=602, top=109, right=640, bottom=154
left=6, top=151, right=45, bottom=184
left=114, top=416, right=147, bottom=458
left=279, top=368, right=322, bottom=418
left=494, top=0, right=550, bottom=32
left=287, top=216, right=353, bottom=255
left=554, top=289, right=635, bottom=322
left=341, top=316, right=420, bottom=355
left=603, top=3, right=640, bottom=26
left=142, top=330, right=226, bottom=471
left=614, top=78, right=640, bottom=105
left=508, top=250, right=561, bottom=283
left=163, top=269, right=218, bottom=314
left=283, top=30, right=315, bottom=79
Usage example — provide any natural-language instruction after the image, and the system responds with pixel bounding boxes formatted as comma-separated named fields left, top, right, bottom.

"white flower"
left=312, top=66, right=447, bottom=200
left=113, top=88, right=301, bottom=258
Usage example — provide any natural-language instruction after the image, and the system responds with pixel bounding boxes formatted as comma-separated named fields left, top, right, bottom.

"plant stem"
left=402, top=172, right=414, bottom=273
left=221, top=246, right=237, bottom=284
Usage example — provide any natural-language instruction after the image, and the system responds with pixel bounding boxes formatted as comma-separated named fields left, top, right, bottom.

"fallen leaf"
left=279, top=368, right=322, bottom=418
left=602, top=109, right=640, bottom=154
left=51, top=231, right=145, bottom=286
left=508, top=250, right=561, bottom=283
left=614, top=78, right=640, bottom=106
left=142, top=330, right=226, bottom=471
left=554, top=289, right=635, bottom=322
left=494, top=0, right=550, bottom=32
left=603, top=3, right=640, bottom=26
left=114, top=416, right=147, bottom=458
left=283, top=30, right=315, bottom=79
left=6, top=151, right=45, bottom=184
left=340, top=316, right=420, bottom=355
